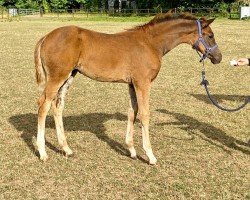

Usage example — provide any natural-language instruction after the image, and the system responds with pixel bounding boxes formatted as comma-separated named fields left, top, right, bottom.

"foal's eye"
left=209, top=35, right=214, bottom=39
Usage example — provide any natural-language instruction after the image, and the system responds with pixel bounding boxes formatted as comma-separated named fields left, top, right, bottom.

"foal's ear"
left=202, top=18, right=215, bottom=28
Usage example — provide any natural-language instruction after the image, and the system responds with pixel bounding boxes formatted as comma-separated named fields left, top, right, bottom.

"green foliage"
left=42, top=0, right=50, bottom=13
left=75, top=0, right=86, bottom=3
left=215, top=2, right=229, bottom=16
left=0, top=0, right=245, bottom=10
left=15, top=0, right=38, bottom=9
left=50, top=0, right=67, bottom=9
left=2, top=0, right=16, bottom=8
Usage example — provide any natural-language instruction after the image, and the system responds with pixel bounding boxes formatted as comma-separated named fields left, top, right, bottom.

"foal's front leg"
left=135, top=82, right=157, bottom=165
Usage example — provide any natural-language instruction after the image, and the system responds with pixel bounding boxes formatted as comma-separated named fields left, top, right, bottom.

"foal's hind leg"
left=51, top=72, right=76, bottom=156
left=37, top=82, right=62, bottom=161
left=126, top=84, right=138, bottom=159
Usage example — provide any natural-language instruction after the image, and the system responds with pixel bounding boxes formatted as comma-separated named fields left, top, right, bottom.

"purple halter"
left=193, top=20, right=218, bottom=62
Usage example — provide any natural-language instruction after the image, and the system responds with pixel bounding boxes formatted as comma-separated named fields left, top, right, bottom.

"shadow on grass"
left=8, top=112, right=147, bottom=163
left=156, top=109, right=250, bottom=155
left=190, top=93, right=249, bottom=105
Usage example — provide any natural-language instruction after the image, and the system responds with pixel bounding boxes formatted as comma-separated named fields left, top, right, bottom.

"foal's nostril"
left=212, top=56, right=222, bottom=64
left=216, top=53, right=222, bottom=63
left=212, top=59, right=220, bottom=64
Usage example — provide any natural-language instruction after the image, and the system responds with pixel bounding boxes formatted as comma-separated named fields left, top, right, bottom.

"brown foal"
left=35, top=11, right=222, bottom=164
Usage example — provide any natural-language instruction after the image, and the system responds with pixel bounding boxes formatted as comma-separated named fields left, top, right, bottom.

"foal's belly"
left=76, top=64, right=131, bottom=83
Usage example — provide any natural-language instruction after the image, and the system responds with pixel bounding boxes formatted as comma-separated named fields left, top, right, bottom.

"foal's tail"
left=34, top=36, right=46, bottom=92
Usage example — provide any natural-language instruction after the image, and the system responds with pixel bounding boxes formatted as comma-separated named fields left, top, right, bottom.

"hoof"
left=40, top=154, right=48, bottom=162
left=131, top=155, right=137, bottom=160
left=146, top=149, right=157, bottom=165
left=129, top=148, right=137, bottom=159
left=149, top=158, right=157, bottom=165
left=63, top=147, right=73, bottom=157
left=65, top=152, right=74, bottom=158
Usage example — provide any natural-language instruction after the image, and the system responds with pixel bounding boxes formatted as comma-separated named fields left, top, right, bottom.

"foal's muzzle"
left=208, top=51, right=222, bottom=64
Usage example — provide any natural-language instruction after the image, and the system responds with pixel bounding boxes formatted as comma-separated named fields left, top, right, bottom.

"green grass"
left=0, top=19, right=249, bottom=199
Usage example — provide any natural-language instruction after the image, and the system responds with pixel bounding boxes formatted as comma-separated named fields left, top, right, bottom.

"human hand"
left=237, top=58, right=249, bottom=66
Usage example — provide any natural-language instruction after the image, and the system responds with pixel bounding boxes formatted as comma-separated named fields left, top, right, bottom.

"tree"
left=2, top=0, right=16, bottom=8
left=91, top=0, right=102, bottom=9
left=42, top=0, right=50, bottom=12
left=75, top=0, right=86, bottom=3
left=74, top=0, right=86, bottom=8
left=49, top=0, right=68, bottom=9
left=0, top=0, right=244, bottom=10
left=15, top=0, right=38, bottom=9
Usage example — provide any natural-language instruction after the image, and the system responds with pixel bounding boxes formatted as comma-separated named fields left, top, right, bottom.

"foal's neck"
left=148, top=20, right=197, bottom=57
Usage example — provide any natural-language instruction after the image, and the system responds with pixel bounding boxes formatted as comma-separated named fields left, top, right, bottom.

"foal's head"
left=132, top=11, right=222, bottom=64
left=191, top=17, right=222, bottom=64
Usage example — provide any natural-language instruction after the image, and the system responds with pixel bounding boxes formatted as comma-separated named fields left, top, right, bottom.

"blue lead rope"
left=200, top=70, right=249, bottom=112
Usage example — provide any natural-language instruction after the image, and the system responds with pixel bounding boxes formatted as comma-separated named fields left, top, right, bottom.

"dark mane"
left=130, top=12, right=198, bottom=31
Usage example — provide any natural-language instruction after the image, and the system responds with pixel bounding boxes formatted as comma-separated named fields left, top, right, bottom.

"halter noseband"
left=193, top=20, right=218, bottom=62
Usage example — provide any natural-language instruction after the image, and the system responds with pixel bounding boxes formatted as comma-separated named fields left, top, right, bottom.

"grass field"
left=0, top=18, right=249, bottom=199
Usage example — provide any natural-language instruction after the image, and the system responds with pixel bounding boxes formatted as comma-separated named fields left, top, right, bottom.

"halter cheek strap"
left=193, top=20, right=218, bottom=62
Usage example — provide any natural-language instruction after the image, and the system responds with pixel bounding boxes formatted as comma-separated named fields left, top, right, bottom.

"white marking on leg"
left=53, top=76, right=74, bottom=156
left=37, top=124, right=48, bottom=161
left=145, top=149, right=157, bottom=165
left=37, top=99, right=51, bottom=161
left=142, top=124, right=157, bottom=165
